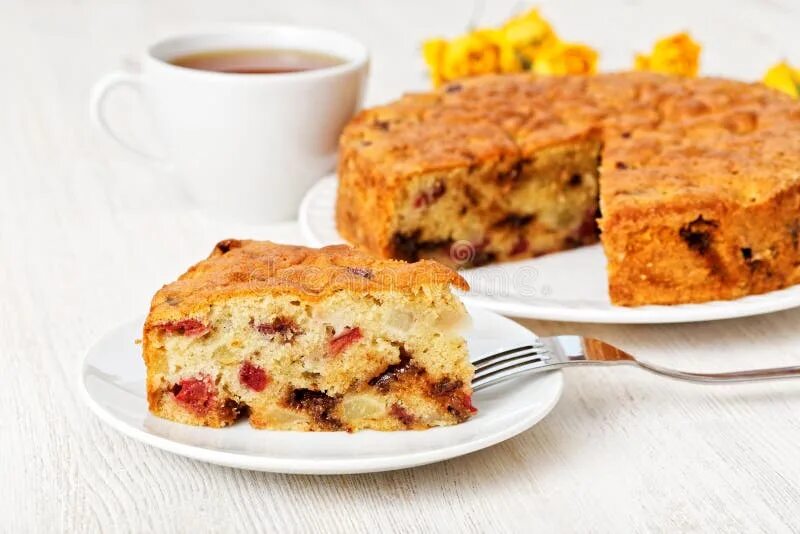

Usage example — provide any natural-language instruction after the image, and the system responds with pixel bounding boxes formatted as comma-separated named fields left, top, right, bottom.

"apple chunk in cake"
left=142, top=240, right=475, bottom=431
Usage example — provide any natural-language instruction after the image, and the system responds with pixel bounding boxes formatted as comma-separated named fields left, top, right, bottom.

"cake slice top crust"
left=147, top=240, right=468, bottom=324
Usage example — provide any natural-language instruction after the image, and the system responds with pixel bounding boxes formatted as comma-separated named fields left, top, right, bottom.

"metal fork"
left=472, top=335, right=800, bottom=391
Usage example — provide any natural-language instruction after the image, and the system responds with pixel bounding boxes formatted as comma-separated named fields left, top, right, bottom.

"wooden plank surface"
left=2, top=0, right=800, bottom=531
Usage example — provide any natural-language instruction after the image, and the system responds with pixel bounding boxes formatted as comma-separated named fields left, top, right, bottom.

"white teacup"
left=91, top=26, right=368, bottom=222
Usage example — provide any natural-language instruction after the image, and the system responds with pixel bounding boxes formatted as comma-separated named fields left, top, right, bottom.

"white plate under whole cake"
left=80, top=305, right=562, bottom=475
left=299, top=175, right=800, bottom=324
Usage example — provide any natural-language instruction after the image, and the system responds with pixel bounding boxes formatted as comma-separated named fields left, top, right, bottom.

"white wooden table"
left=4, top=0, right=800, bottom=531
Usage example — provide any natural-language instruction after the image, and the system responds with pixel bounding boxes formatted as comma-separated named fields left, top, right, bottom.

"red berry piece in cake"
left=431, top=378, right=477, bottom=421
left=328, top=327, right=363, bottom=356
left=389, top=403, right=416, bottom=427
left=463, top=394, right=478, bottom=414
left=239, top=361, right=270, bottom=392
left=444, top=394, right=477, bottom=421
left=413, top=180, right=446, bottom=208
left=171, top=375, right=215, bottom=415
left=510, top=236, right=529, bottom=256
left=160, top=319, right=210, bottom=337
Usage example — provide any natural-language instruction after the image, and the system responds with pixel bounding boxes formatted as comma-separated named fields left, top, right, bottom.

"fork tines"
left=472, top=343, right=550, bottom=386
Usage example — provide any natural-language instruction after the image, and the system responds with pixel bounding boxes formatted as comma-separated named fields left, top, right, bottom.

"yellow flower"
left=500, top=9, right=558, bottom=72
left=502, top=8, right=555, bottom=47
left=495, top=33, right=525, bottom=73
left=421, top=8, right=598, bottom=85
left=423, top=30, right=519, bottom=86
left=422, top=38, right=448, bottom=87
left=532, top=40, right=598, bottom=76
left=441, top=30, right=501, bottom=80
left=762, top=61, right=800, bottom=98
left=634, top=32, right=701, bottom=77
left=500, top=9, right=556, bottom=48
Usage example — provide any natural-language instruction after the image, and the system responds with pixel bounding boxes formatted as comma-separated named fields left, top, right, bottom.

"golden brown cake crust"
left=337, top=72, right=800, bottom=305
left=146, top=240, right=469, bottom=326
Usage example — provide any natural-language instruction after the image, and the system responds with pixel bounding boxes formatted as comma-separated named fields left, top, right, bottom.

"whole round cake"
left=336, top=72, right=800, bottom=306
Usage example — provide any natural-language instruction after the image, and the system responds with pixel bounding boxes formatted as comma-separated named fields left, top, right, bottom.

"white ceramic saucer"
left=300, top=175, right=800, bottom=323
left=80, top=305, right=563, bottom=474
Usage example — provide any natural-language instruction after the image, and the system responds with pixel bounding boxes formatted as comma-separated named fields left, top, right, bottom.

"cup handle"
left=90, top=71, right=164, bottom=161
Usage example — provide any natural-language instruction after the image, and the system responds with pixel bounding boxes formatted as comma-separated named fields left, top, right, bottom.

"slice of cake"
left=336, top=72, right=800, bottom=305
left=142, top=240, right=475, bottom=431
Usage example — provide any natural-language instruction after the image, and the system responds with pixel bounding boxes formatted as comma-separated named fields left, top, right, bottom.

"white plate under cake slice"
left=80, top=306, right=562, bottom=474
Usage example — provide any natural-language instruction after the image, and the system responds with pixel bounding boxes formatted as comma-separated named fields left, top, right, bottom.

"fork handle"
left=633, top=361, right=800, bottom=383
left=526, top=358, right=800, bottom=384
left=545, top=336, right=800, bottom=383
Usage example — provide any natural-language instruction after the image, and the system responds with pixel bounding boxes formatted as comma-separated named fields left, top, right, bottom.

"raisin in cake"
left=336, top=72, right=800, bottom=305
left=143, top=240, right=475, bottom=431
